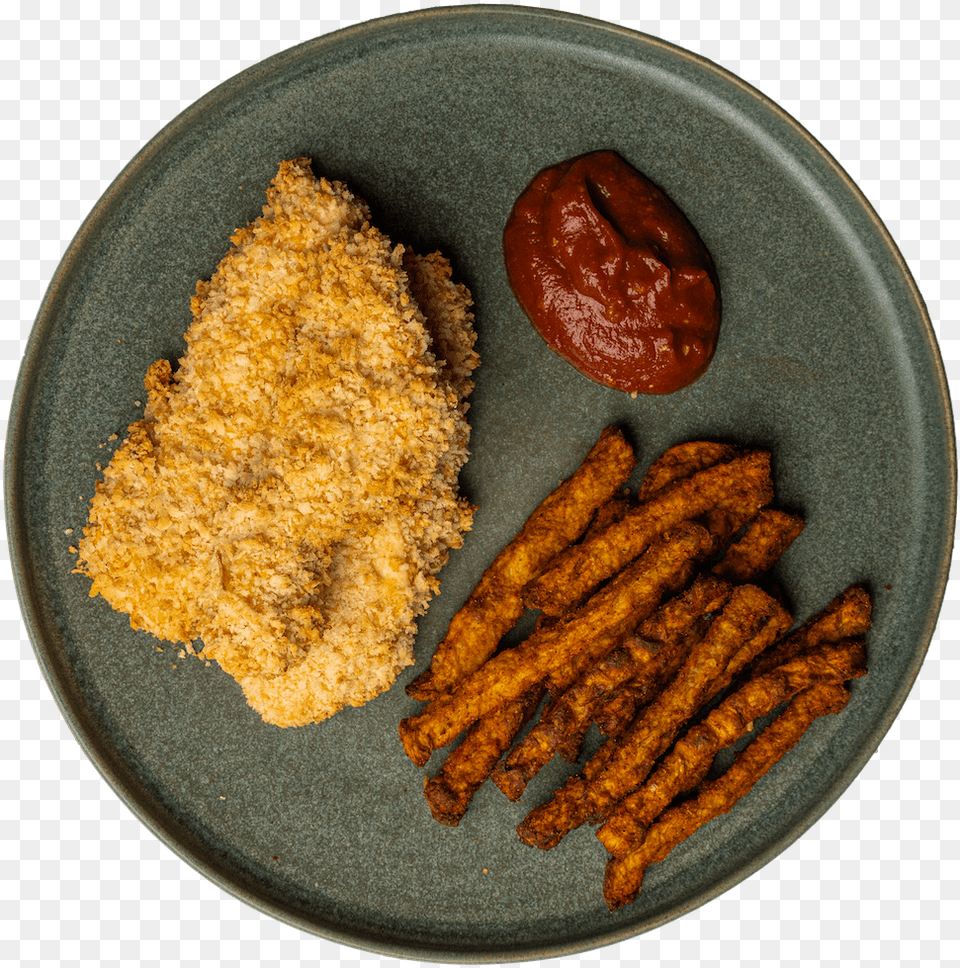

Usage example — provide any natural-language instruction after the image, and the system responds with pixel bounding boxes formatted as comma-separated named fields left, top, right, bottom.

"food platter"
left=6, top=5, right=954, bottom=961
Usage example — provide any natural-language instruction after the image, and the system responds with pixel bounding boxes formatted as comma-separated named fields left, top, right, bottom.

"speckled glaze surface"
left=6, top=6, right=955, bottom=962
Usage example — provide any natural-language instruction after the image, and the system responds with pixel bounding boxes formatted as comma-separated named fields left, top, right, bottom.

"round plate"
left=6, top=6, right=955, bottom=961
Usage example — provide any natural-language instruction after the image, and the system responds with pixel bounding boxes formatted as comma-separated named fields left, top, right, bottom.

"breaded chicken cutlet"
left=77, top=158, right=478, bottom=727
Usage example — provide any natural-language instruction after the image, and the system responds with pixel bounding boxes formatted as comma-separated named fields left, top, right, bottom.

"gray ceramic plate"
left=6, top=5, right=955, bottom=962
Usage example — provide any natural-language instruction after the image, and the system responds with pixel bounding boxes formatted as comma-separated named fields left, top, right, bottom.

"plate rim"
left=6, top=5, right=956, bottom=961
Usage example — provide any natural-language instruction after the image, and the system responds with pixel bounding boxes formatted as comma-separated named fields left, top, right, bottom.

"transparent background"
left=4, top=2, right=957, bottom=966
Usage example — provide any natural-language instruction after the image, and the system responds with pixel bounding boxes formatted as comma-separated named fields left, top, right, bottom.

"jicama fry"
left=424, top=611, right=563, bottom=823
left=593, top=681, right=654, bottom=738
left=596, top=582, right=785, bottom=749
left=585, top=491, right=634, bottom=537
left=745, top=584, right=871, bottom=680
left=406, top=425, right=636, bottom=700
left=494, top=588, right=728, bottom=803
left=516, top=584, right=790, bottom=848
left=582, top=583, right=792, bottom=823
left=401, top=429, right=870, bottom=916
left=517, top=577, right=732, bottom=831
left=423, top=685, right=544, bottom=826
left=526, top=451, right=773, bottom=616
left=491, top=638, right=664, bottom=802
left=514, top=729, right=617, bottom=851
left=595, top=508, right=802, bottom=737
left=712, top=509, right=805, bottom=583
left=633, top=574, right=734, bottom=651
left=592, top=575, right=735, bottom=736
left=638, top=441, right=740, bottom=502
left=597, top=639, right=867, bottom=857
left=602, top=683, right=852, bottom=911
left=471, top=500, right=631, bottom=800
left=399, top=522, right=713, bottom=767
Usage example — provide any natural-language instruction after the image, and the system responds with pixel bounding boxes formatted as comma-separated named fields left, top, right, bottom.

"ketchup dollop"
left=503, top=151, right=721, bottom=395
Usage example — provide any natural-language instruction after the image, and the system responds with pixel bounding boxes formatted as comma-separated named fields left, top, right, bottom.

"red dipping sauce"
left=503, top=151, right=721, bottom=395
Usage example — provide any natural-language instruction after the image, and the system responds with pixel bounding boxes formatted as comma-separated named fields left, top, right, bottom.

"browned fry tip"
left=638, top=441, right=740, bottom=502
left=746, top=584, right=872, bottom=680
left=423, top=686, right=544, bottom=825
left=712, top=509, right=805, bottom=583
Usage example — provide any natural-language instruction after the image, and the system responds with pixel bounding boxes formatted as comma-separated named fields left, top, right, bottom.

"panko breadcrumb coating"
left=77, top=158, right=478, bottom=727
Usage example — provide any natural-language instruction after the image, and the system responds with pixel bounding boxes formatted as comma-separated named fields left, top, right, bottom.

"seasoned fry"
left=516, top=584, right=790, bottom=848
left=712, top=509, right=805, bottom=583
left=406, top=425, right=636, bottom=700
left=423, top=686, right=544, bottom=826
left=593, top=681, right=654, bottom=737
left=495, top=470, right=771, bottom=800
left=401, top=429, right=870, bottom=914
left=515, top=576, right=733, bottom=827
left=585, top=492, right=634, bottom=537
left=584, top=583, right=791, bottom=822
left=592, top=629, right=718, bottom=737
left=597, top=639, right=867, bottom=857
left=745, top=584, right=871, bottom=679
left=399, top=522, right=713, bottom=767
left=639, top=442, right=766, bottom=549
left=592, top=574, right=736, bottom=735
left=597, top=506, right=798, bottom=735
left=546, top=548, right=721, bottom=695
left=633, top=574, right=734, bottom=651
left=602, top=683, right=852, bottom=911
left=553, top=715, right=590, bottom=764
left=492, top=637, right=665, bottom=801
left=702, top=501, right=762, bottom=548
left=638, top=441, right=739, bottom=501
left=540, top=564, right=701, bottom=699
left=539, top=490, right=638, bottom=709
left=573, top=595, right=728, bottom=800
left=526, top=451, right=773, bottom=615
left=432, top=610, right=557, bottom=819
left=515, top=729, right=615, bottom=850
left=557, top=596, right=733, bottom=748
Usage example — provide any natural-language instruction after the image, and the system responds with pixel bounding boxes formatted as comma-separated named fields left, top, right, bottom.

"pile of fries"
left=398, top=427, right=870, bottom=911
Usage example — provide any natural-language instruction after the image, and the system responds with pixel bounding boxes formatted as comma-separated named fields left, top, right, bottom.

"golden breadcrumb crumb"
left=77, top=158, right=478, bottom=727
